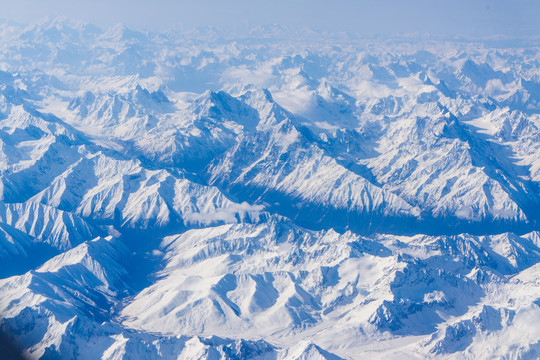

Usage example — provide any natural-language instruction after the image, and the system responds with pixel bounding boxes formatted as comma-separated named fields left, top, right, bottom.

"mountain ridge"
left=0, top=18, right=539, bottom=359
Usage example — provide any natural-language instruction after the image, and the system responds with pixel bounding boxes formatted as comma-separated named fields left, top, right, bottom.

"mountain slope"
left=0, top=18, right=539, bottom=360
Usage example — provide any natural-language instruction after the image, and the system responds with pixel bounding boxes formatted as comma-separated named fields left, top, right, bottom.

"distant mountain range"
left=0, top=17, right=539, bottom=359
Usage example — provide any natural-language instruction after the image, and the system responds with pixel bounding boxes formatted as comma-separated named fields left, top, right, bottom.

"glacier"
left=0, top=17, right=539, bottom=359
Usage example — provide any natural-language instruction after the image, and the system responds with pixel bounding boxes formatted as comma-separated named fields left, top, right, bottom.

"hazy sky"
left=1, top=0, right=539, bottom=37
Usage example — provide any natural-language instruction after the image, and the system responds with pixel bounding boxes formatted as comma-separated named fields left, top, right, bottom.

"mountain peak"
left=0, top=18, right=539, bottom=360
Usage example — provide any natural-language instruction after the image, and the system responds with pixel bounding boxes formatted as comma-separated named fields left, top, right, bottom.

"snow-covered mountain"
left=0, top=18, right=539, bottom=359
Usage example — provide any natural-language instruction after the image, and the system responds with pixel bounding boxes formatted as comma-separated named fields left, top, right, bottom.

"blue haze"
left=1, top=0, right=539, bottom=37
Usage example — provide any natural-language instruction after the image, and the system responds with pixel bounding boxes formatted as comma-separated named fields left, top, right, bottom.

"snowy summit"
left=0, top=14, right=539, bottom=360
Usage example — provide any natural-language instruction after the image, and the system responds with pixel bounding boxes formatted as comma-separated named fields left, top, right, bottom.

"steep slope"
left=0, top=18, right=539, bottom=360
left=120, top=218, right=540, bottom=358
left=28, top=150, right=264, bottom=230
left=0, top=201, right=97, bottom=250
left=0, top=236, right=341, bottom=359
left=0, top=222, right=47, bottom=278
left=205, top=90, right=420, bottom=233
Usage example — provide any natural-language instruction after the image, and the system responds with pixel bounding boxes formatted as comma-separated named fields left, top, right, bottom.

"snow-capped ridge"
left=0, top=18, right=539, bottom=359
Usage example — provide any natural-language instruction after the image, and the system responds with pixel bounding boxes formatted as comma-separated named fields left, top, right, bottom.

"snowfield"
left=0, top=17, right=539, bottom=359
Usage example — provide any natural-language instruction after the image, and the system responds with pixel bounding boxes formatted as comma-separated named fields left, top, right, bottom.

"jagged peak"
left=100, top=23, right=148, bottom=43
left=19, top=16, right=102, bottom=42
left=284, top=341, right=344, bottom=360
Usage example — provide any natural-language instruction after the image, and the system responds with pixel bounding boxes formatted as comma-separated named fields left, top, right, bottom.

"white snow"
left=0, top=17, right=539, bottom=360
